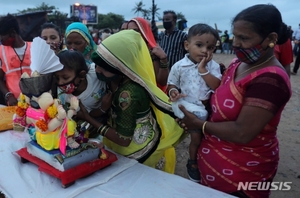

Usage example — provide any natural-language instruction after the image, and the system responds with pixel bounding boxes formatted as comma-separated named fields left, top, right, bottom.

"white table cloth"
left=0, top=131, right=234, bottom=198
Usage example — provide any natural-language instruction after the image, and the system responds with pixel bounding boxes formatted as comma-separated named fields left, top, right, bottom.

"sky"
left=1, top=0, right=299, bottom=33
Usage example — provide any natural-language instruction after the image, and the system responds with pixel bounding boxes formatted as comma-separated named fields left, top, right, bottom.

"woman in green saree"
left=79, top=30, right=184, bottom=173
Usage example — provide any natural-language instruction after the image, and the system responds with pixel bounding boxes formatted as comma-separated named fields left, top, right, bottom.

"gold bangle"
left=202, top=121, right=208, bottom=135
left=102, top=126, right=110, bottom=137
left=97, top=124, right=104, bottom=134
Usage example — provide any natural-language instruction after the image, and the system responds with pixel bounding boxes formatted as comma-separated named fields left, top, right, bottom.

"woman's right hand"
left=176, top=105, right=202, bottom=131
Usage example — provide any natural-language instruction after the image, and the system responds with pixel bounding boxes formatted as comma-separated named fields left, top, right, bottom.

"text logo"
left=237, top=182, right=292, bottom=191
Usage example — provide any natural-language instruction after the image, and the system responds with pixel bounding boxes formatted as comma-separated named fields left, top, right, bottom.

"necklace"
left=236, top=55, right=275, bottom=78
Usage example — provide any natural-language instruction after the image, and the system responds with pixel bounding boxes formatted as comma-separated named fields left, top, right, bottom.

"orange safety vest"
left=0, top=42, right=31, bottom=98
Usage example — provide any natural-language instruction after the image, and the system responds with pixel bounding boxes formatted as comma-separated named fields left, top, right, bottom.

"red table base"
left=16, top=147, right=118, bottom=188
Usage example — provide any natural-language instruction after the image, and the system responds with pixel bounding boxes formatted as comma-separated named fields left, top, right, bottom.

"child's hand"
left=101, top=92, right=113, bottom=112
left=198, top=52, right=213, bottom=73
left=169, top=88, right=186, bottom=102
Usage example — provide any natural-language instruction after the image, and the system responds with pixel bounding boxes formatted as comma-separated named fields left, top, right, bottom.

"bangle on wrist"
left=99, top=106, right=106, bottom=113
left=199, top=70, right=210, bottom=76
left=4, top=92, right=13, bottom=101
left=159, top=60, right=169, bottom=68
left=98, top=125, right=109, bottom=136
left=168, top=88, right=178, bottom=97
left=202, top=121, right=208, bottom=135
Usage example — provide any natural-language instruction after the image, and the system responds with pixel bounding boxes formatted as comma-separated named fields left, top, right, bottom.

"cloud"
left=1, top=0, right=299, bottom=32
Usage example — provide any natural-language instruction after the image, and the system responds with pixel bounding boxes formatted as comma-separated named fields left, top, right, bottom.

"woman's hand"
left=176, top=105, right=201, bottom=131
left=151, top=46, right=167, bottom=60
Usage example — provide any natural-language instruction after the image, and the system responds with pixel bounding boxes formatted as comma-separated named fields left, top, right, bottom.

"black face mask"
left=96, top=72, right=119, bottom=82
left=163, top=21, right=173, bottom=30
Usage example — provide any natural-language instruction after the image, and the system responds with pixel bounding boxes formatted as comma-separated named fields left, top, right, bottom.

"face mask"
left=233, top=43, right=266, bottom=64
left=163, top=21, right=173, bottom=30
left=83, top=45, right=91, bottom=56
left=2, top=37, right=15, bottom=46
left=96, top=73, right=119, bottom=82
left=57, top=76, right=81, bottom=94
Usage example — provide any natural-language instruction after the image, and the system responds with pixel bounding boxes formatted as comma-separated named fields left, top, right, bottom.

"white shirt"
left=168, top=54, right=222, bottom=105
left=58, top=66, right=106, bottom=112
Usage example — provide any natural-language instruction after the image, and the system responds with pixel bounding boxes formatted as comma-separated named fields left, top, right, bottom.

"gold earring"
left=269, top=42, right=275, bottom=48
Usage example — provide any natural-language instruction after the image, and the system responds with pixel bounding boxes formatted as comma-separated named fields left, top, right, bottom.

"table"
left=0, top=130, right=234, bottom=198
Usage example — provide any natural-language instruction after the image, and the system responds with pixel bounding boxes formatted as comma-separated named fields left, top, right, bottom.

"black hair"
left=187, top=23, right=220, bottom=42
left=57, top=50, right=89, bottom=74
left=102, top=28, right=111, bottom=34
left=40, top=22, right=63, bottom=50
left=91, top=51, right=123, bottom=75
left=40, top=23, right=61, bottom=36
left=163, top=10, right=177, bottom=21
left=119, top=20, right=128, bottom=30
left=0, top=13, right=20, bottom=35
left=232, top=4, right=289, bottom=45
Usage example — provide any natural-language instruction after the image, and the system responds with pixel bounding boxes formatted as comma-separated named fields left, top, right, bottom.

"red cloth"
left=129, top=17, right=157, bottom=49
left=274, top=39, right=293, bottom=66
left=198, top=59, right=291, bottom=198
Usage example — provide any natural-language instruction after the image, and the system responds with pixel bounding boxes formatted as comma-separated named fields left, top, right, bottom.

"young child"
left=167, top=23, right=222, bottom=182
left=54, top=50, right=107, bottom=118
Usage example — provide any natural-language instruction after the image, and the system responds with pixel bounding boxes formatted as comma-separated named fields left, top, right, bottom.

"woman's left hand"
left=151, top=46, right=167, bottom=60
left=176, top=105, right=201, bottom=131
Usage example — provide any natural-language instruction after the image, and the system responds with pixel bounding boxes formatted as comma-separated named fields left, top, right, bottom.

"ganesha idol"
left=16, top=71, right=79, bottom=152
left=15, top=71, right=107, bottom=172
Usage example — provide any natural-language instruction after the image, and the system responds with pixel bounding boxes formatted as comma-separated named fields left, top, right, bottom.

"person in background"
left=274, top=27, right=294, bottom=77
left=65, top=22, right=97, bottom=64
left=221, top=30, right=230, bottom=54
left=158, top=10, right=187, bottom=69
left=78, top=30, right=184, bottom=173
left=292, top=24, right=300, bottom=74
left=0, top=14, right=31, bottom=105
left=177, top=4, right=291, bottom=197
left=40, top=22, right=63, bottom=54
left=127, top=17, right=169, bottom=91
left=101, top=28, right=111, bottom=41
left=167, top=23, right=221, bottom=182
left=119, top=21, right=128, bottom=31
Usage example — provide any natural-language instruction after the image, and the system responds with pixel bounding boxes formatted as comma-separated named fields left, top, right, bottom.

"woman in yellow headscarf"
left=79, top=30, right=184, bottom=173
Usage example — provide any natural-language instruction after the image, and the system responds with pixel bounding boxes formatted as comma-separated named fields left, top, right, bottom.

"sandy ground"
left=174, top=53, right=300, bottom=198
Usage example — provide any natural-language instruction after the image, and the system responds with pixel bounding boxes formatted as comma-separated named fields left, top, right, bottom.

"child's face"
left=184, top=33, right=217, bottom=63
left=54, top=67, right=78, bottom=87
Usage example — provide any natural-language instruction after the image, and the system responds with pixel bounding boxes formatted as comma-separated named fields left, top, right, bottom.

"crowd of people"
left=0, top=3, right=294, bottom=197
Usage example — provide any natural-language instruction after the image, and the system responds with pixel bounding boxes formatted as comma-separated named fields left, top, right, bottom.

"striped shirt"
left=158, top=28, right=187, bottom=69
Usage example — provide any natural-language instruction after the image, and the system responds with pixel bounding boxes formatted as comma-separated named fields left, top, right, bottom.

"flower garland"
left=16, top=93, right=29, bottom=117
left=36, top=103, right=58, bottom=132
left=46, top=104, right=57, bottom=119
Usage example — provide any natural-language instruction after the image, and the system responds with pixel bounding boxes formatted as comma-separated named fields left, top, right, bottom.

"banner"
left=72, top=5, right=98, bottom=24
